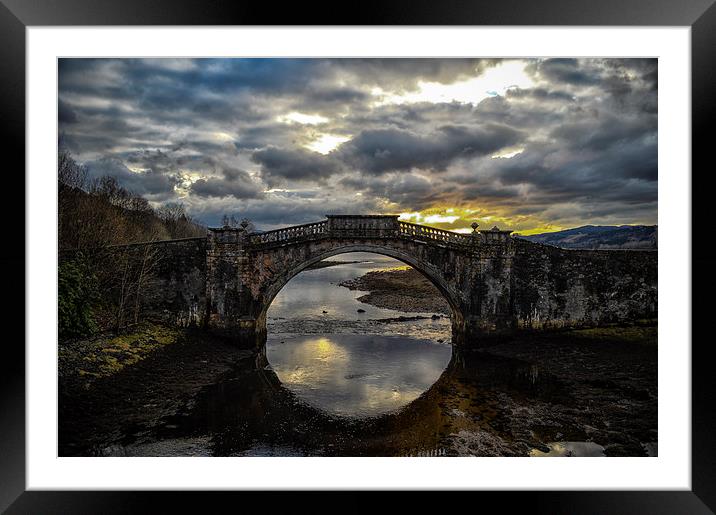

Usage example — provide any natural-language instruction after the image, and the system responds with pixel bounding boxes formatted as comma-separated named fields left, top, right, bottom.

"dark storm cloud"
left=531, top=58, right=601, bottom=86
left=340, top=173, right=444, bottom=211
left=505, top=87, right=575, bottom=103
left=190, top=168, right=265, bottom=199
left=58, top=99, right=78, bottom=124
left=338, top=124, right=524, bottom=175
left=550, top=114, right=655, bottom=153
left=84, top=157, right=179, bottom=198
left=59, top=57, right=658, bottom=229
left=250, top=147, right=341, bottom=186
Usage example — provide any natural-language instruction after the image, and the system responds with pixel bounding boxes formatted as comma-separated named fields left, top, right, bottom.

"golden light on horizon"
left=399, top=206, right=566, bottom=236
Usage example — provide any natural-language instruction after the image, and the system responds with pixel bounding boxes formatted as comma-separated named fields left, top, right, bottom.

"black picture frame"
left=2, top=0, right=713, bottom=512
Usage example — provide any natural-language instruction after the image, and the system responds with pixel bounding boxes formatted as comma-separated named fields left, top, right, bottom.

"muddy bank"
left=340, top=267, right=451, bottom=315
left=59, top=321, right=657, bottom=457
left=59, top=325, right=254, bottom=456
left=447, top=325, right=658, bottom=457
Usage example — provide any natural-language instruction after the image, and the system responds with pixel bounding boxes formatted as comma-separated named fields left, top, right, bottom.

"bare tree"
left=58, top=148, right=88, bottom=190
left=132, top=233, right=163, bottom=324
left=114, top=249, right=132, bottom=330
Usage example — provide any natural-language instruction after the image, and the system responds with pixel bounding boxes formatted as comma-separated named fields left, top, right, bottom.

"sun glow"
left=305, top=134, right=350, bottom=154
left=213, top=131, right=236, bottom=142
left=491, top=147, right=525, bottom=159
left=399, top=207, right=564, bottom=236
left=173, top=172, right=205, bottom=198
left=398, top=212, right=460, bottom=225
left=374, top=61, right=535, bottom=106
left=277, top=112, right=329, bottom=125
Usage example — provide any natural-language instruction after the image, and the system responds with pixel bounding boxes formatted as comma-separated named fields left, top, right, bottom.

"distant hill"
left=517, top=225, right=657, bottom=250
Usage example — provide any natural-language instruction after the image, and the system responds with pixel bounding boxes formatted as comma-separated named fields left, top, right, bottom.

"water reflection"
left=265, top=252, right=453, bottom=418
left=96, top=348, right=566, bottom=457
left=267, top=334, right=452, bottom=418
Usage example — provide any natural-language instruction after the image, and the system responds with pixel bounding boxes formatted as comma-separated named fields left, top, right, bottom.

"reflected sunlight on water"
left=265, top=252, right=452, bottom=418
left=267, top=333, right=451, bottom=418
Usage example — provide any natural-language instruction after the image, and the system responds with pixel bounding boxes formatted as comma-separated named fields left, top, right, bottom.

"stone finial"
left=471, top=221, right=479, bottom=232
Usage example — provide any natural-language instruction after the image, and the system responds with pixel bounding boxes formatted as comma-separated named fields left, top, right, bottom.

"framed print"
left=2, top=0, right=714, bottom=512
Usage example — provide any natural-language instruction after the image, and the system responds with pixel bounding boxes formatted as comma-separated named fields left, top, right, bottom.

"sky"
left=58, top=58, right=657, bottom=234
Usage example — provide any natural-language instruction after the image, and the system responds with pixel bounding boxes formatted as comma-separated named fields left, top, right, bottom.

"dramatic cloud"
left=59, top=58, right=657, bottom=233
left=190, top=167, right=265, bottom=199
left=250, top=146, right=341, bottom=186
left=338, top=124, right=524, bottom=175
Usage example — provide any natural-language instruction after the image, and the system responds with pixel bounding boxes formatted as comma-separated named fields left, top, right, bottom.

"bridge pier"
left=205, top=225, right=267, bottom=348
left=451, top=314, right=517, bottom=348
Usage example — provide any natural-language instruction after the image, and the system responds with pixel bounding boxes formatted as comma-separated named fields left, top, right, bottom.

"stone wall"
left=512, top=239, right=657, bottom=329
left=112, top=237, right=208, bottom=327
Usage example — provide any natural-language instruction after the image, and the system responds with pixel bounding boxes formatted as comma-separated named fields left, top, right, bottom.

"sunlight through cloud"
left=374, top=61, right=535, bottom=106
left=305, top=134, right=350, bottom=154
left=277, top=112, right=329, bottom=125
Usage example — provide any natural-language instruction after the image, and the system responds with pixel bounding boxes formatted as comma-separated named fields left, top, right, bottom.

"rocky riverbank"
left=340, top=267, right=451, bottom=314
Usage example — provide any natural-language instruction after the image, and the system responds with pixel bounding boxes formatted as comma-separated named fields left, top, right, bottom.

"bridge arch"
left=258, top=244, right=463, bottom=322
left=205, top=215, right=519, bottom=347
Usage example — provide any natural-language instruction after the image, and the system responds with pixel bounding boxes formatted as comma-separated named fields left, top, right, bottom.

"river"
left=266, top=252, right=452, bottom=418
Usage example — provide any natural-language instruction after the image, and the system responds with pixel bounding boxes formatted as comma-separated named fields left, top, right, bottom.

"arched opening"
left=259, top=245, right=463, bottom=322
left=263, top=250, right=455, bottom=418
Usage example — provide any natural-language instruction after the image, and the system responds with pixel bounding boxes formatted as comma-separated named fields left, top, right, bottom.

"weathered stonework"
left=131, top=238, right=208, bottom=327
left=512, top=240, right=657, bottom=329
left=110, top=215, right=657, bottom=349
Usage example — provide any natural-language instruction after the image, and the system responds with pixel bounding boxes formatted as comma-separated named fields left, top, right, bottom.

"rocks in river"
left=356, top=308, right=366, bottom=313
left=339, top=268, right=452, bottom=315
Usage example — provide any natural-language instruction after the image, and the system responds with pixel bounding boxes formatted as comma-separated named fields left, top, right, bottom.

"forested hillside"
left=59, top=149, right=205, bottom=251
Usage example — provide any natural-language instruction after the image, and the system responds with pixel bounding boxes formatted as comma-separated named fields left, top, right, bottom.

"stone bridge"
left=117, top=215, right=658, bottom=348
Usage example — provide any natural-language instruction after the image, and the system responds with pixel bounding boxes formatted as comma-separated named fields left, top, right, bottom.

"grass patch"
left=567, top=323, right=657, bottom=345
left=59, top=322, right=182, bottom=387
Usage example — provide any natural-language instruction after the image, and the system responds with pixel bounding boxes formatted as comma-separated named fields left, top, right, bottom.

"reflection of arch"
left=258, top=244, right=462, bottom=321
left=254, top=345, right=459, bottom=421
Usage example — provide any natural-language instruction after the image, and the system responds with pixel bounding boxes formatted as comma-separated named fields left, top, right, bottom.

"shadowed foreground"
left=59, top=322, right=656, bottom=457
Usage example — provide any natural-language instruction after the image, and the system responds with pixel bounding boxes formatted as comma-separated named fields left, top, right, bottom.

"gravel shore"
left=340, top=267, right=451, bottom=314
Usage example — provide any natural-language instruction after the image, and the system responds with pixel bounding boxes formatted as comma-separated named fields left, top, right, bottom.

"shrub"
left=58, top=256, right=98, bottom=340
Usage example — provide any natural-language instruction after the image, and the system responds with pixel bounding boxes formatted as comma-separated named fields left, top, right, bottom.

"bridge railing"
left=249, top=220, right=328, bottom=244
left=248, top=218, right=475, bottom=246
left=398, top=221, right=472, bottom=245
